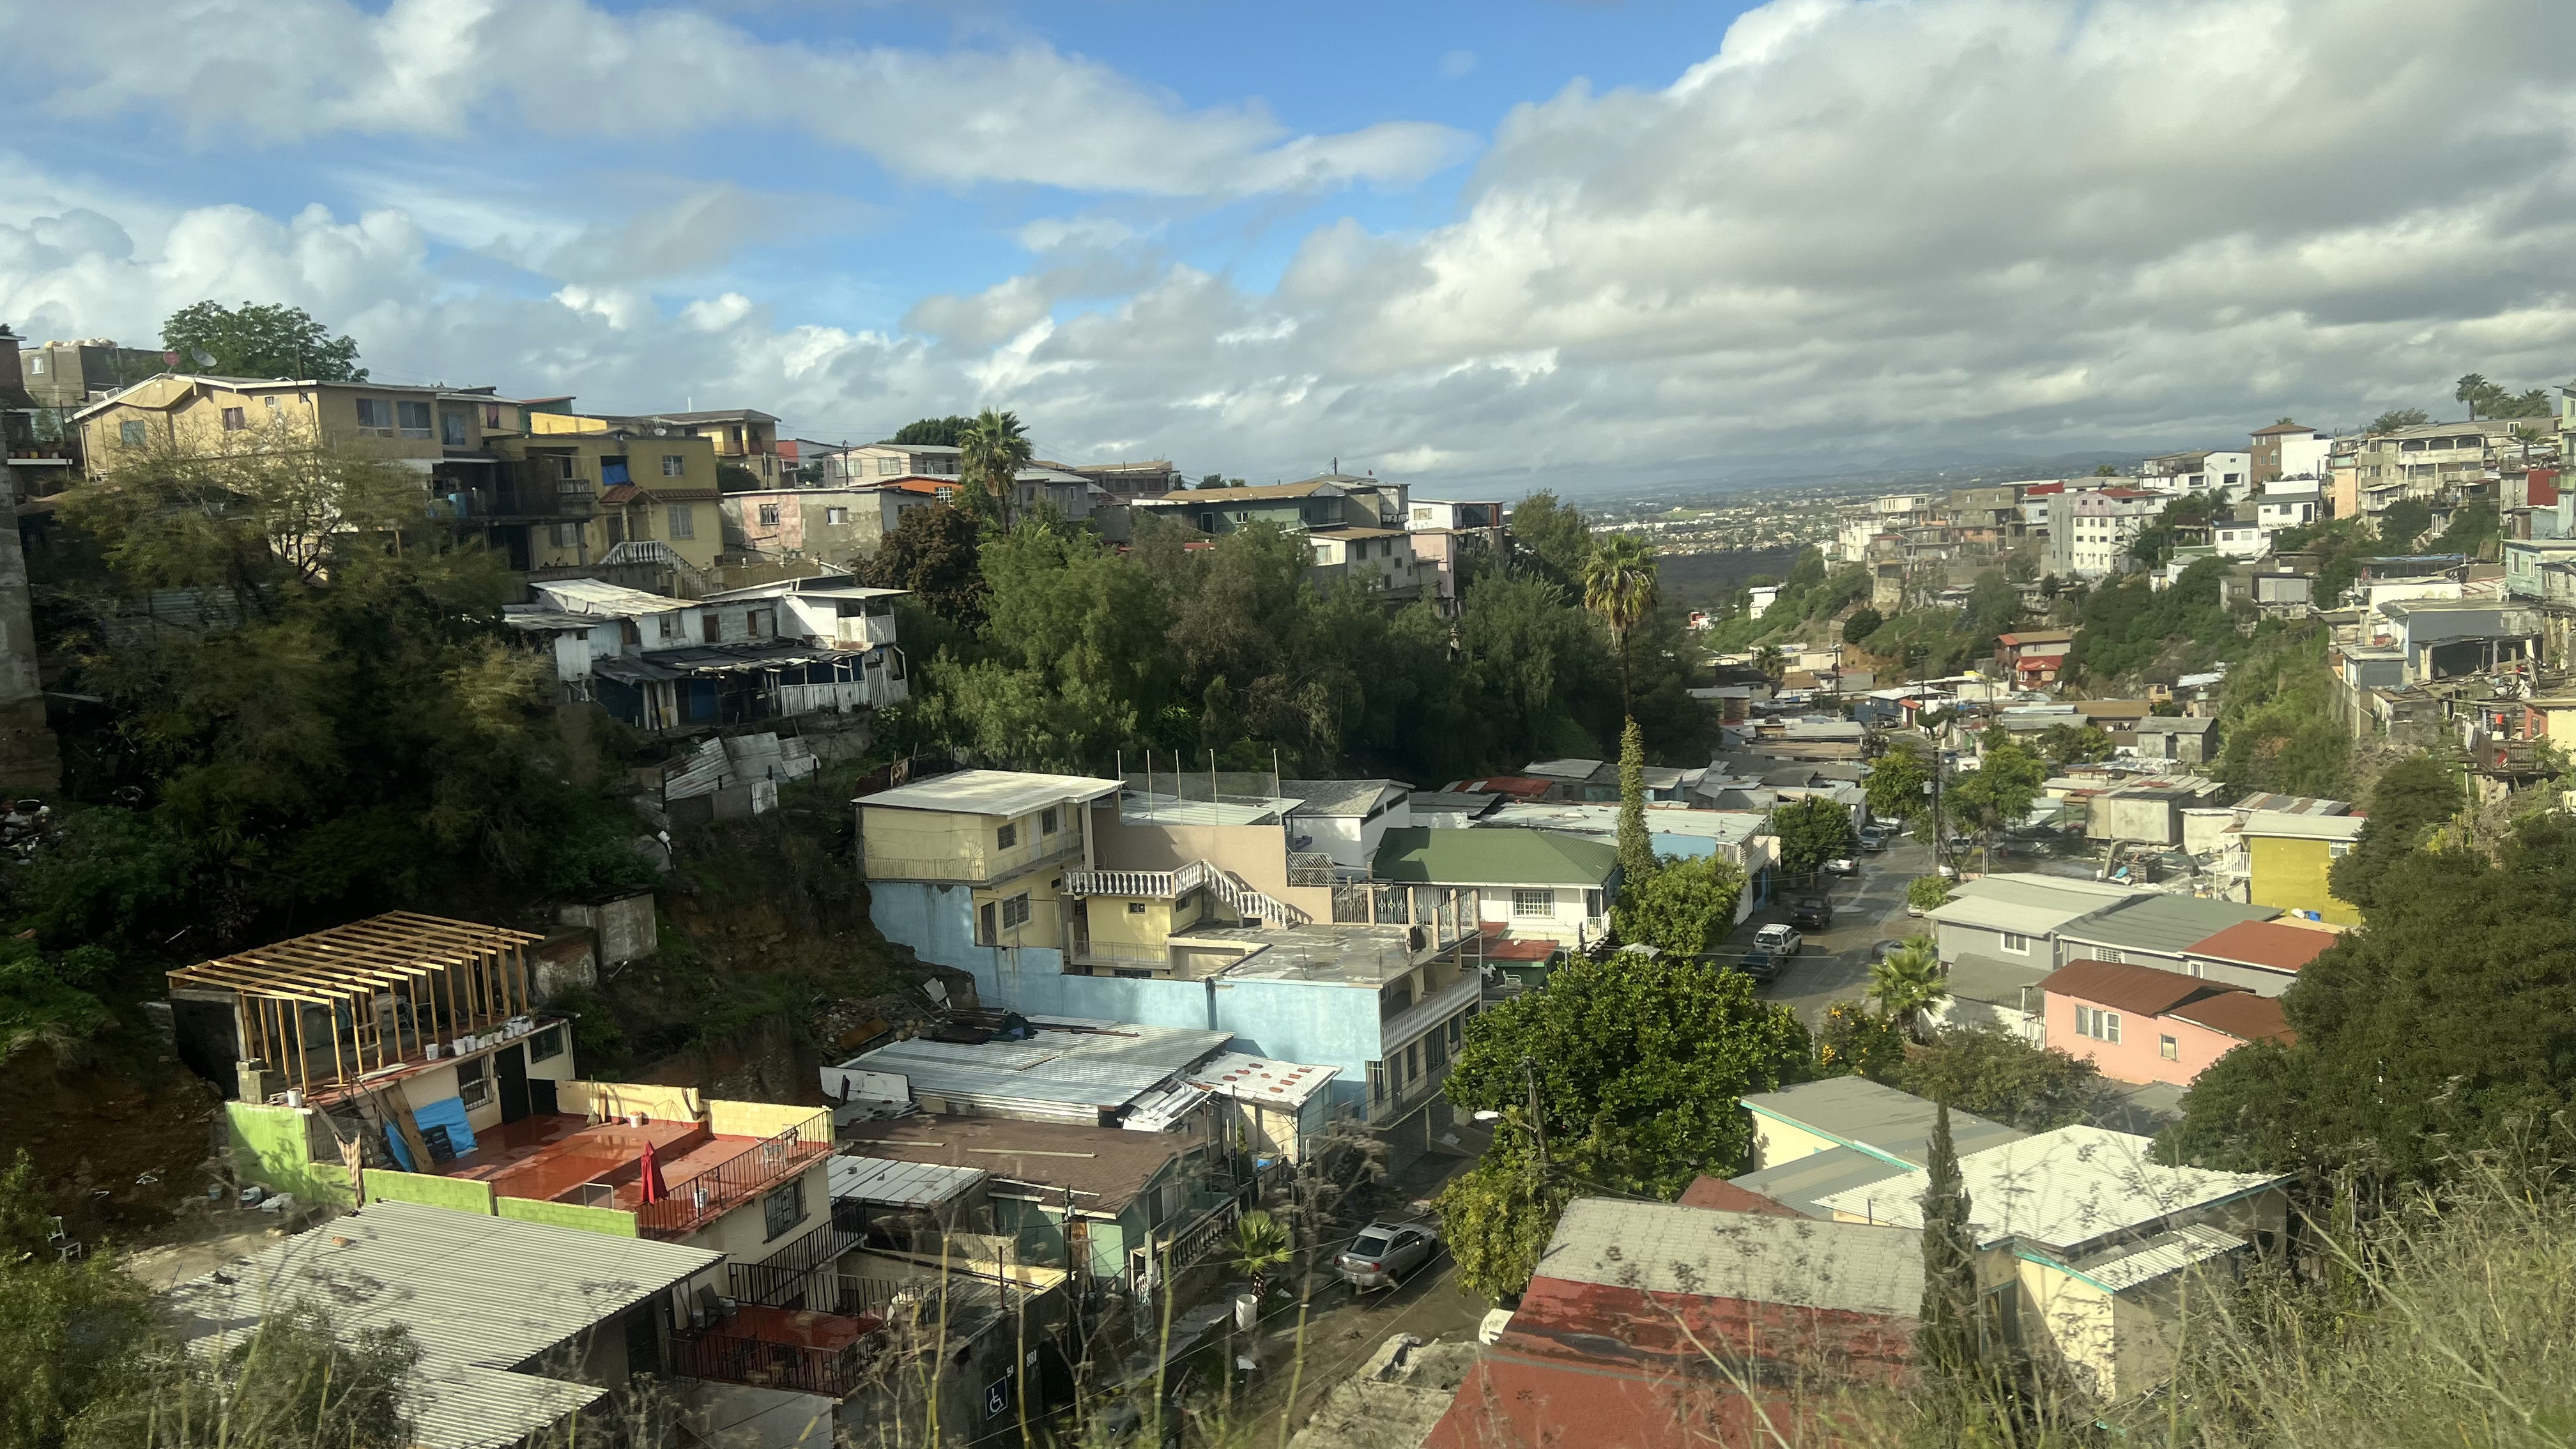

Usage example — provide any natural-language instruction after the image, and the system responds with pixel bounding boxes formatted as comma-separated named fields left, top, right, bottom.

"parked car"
left=1336, top=1220, right=1440, bottom=1290
left=1735, top=946, right=1783, bottom=982
left=1825, top=856, right=1859, bottom=877
left=1858, top=824, right=1892, bottom=851
left=1754, top=923, right=1804, bottom=956
left=1790, top=895, right=1835, bottom=930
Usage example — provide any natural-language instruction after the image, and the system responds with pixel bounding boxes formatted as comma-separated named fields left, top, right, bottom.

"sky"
left=4, top=0, right=2575, bottom=494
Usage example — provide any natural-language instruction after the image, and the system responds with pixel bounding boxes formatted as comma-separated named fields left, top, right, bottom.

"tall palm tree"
left=1867, top=936, right=1949, bottom=1041
left=1753, top=643, right=1787, bottom=684
left=1581, top=535, right=1660, bottom=715
left=960, top=408, right=1033, bottom=531
left=1227, top=1209, right=1296, bottom=1301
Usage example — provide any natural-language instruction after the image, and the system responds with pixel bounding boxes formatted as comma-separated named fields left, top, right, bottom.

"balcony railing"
left=860, top=833, right=1081, bottom=885
left=637, top=1111, right=832, bottom=1239
left=1380, top=970, right=1483, bottom=1049
left=731, top=1220, right=861, bottom=1308
left=674, top=1315, right=878, bottom=1398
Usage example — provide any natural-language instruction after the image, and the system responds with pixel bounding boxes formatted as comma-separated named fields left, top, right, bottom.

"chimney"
left=0, top=327, right=32, bottom=410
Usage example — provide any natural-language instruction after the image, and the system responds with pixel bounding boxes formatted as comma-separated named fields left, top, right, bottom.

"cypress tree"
left=1915, top=1100, right=1982, bottom=1384
left=1615, top=716, right=1656, bottom=891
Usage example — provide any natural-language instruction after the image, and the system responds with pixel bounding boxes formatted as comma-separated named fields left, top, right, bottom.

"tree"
left=1618, top=852, right=1745, bottom=958
left=1913, top=1102, right=1981, bottom=1386
left=1581, top=535, right=1659, bottom=714
left=1816, top=1000, right=1908, bottom=1080
left=2377, top=496, right=2433, bottom=549
left=1445, top=953, right=1811, bottom=1201
left=69, top=1303, right=418, bottom=1449
left=1841, top=608, right=1884, bottom=647
left=1866, top=739, right=1933, bottom=827
left=1436, top=1145, right=1570, bottom=1302
left=2457, top=373, right=2491, bottom=419
left=1771, top=796, right=1858, bottom=876
left=958, top=408, right=1034, bottom=532
left=162, top=300, right=364, bottom=381
left=1946, top=730, right=2046, bottom=841
left=893, top=415, right=972, bottom=446
left=1227, top=1209, right=1295, bottom=1301
left=1906, top=875, right=1956, bottom=916
left=1193, top=473, right=1244, bottom=489
left=1614, top=717, right=1654, bottom=889
left=864, top=503, right=989, bottom=626
left=1752, top=643, right=1787, bottom=683
left=1508, top=491, right=1591, bottom=585
left=1894, top=1025, right=2102, bottom=1133
left=0, top=1151, right=154, bottom=1449
left=2035, top=722, right=2115, bottom=772
left=1867, top=936, right=1948, bottom=1041
left=2327, top=752, right=2460, bottom=914
left=2370, top=407, right=2429, bottom=434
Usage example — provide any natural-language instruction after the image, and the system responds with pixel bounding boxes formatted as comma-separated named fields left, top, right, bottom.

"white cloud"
left=1439, top=50, right=1478, bottom=80
left=8, top=0, right=2576, bottom=488
left=7, top=0, right=1475, bottom=199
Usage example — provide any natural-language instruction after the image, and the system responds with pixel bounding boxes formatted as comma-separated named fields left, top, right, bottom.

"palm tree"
left=1867, top=936, right=1949, bottom=1041
left=1581, top=535, right=1659, bottom=715
left=1752, top=643, right=1787, bottom=685
left=1227, top=1209, right=1295, bottom=1302
left=960, top=408, right=1034, bottom=531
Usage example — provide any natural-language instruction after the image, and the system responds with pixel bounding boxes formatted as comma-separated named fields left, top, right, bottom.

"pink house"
left=2039, top=959, right=2295, bottom=1088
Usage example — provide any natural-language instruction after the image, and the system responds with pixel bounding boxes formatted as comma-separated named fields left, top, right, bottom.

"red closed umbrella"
left=638, top=1137, right=669, bottom=1204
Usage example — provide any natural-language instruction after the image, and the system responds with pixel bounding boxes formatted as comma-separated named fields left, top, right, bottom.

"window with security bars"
left=763, top=1180, right=806, bottom=1241
left=1512, top=889, right=1552, bottom=917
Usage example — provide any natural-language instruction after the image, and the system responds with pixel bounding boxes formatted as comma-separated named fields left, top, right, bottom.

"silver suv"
left=1335, top=1220, right=1439, bottom=1290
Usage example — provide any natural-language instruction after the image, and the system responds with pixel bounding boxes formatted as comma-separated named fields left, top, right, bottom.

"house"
left=859, top=770, right=1124, bottom=964
left=1426, top=1199, right=1952, bottom=1449
left=1811, top=1123, right=2291, bottom=1402
left=74, top=372, right=458, bottom=476
left=2051, top=894, right=2281, bottom=975
left=2255, top=487, right=2320, bottom=532
left=2212, top=519, right=2273, bottom=558
left=1404, top=498, right=1508, bottom=611
left=2233, top=810, right=2366, bottom=925
left=481, top=427, right=724, bottom=586
left=1519, top=756, right=1616, bottom=801
left=167, top=1200, right=730, bottom=1449
left=1307, top=526, right=1427, bottom=600
left=2047, top=488, right=2166, bottom=578
left=824, top=1020, right=1232, bottom=1128
left=720, top=485, right=934, bottom=565
left=1130, top=479, right=1365, bottom=535
left=530, top=406, right=785, bottom=489
left=837, top=440, right=964, bottom=481
left=1476, top=800, right=1779, bottom=921
left=1932, top=953, right=2051, bottom=1043
left=2379, top=599, right=2543, bottom=684
left=1923, top=874, right=2142, bottom=980
left=2251, top=420, right=2332, bottom=486
left=1997, top=629, right=2075, bottom=686
left=2082, top=777, right=2233, bottom=847
left=1371, top=826, right=1620, bottom=946
left=1729, top=1076, right=2027, bottom=1217
left=2039, top=958, right=2296, bottom=1087
left=2182, top=919, right=2340, bottom=997
left=13, top=334, right=165, bottom=410
left=1274, top=778, right=1414, bottom=870
left=2131, top=716, right=2219, bottom=765
left=510, top=578, right=901, bottom=729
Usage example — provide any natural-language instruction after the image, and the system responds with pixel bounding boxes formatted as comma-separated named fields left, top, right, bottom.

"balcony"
left=634, top=1112, right=834, bottom=1239
left=861, top=832, right=1082, bottom=887
left=1381, top=970, right=1483, bottom=1050
left=675, top=1304, right=882, bottom=1398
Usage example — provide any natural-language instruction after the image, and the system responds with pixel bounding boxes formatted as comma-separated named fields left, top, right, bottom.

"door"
left=496, top=1043, right=531, bottom=1123
left=702, top=613, right=721, bottom=643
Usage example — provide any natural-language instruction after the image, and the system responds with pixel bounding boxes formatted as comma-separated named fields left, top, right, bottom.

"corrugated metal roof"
left=1183, top=1052, right=1340, bottom=1109
left=1811, top=1126, right=2285, bottom=1254
left=2066, top=1223, right=2246, bottom=1292
left=532, top=578, right=686, bottom=617
left=1727, top=1145, right=1911, bottom=1216
left=2058, top=895, right=2280, bottom=954
left=859, top=769, right=1121, bottom=817
left=1926, top=874, right=2143, bottom=935
left=2234, top=810, right=2366, bottom=841
left=1119, top=1082, right=1212, bottom=1132
left=1371, top=825, right=1618, bottom=887
left=166, top=1200, right=722, bottom=1449
left=1534, top=1199, right=1924, bottom=1318
left=839, top=1025, right=1231, bottom=1118
left=1742, top=1078, right=2025, bottom=1170
left=828, top=1154, right=986, bottom=1208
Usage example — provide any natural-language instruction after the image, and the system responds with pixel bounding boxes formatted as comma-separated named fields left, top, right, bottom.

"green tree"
left=959, top=408, right=1034, bottom=532
left=1906, top=875, right=1956, bottom=916
left=1816, top=1000, right=1908, bottom=1081
left=0, top=1152, right=155, bottom=1449
left=1227, top=1209, right=1295, bottom=1301
left=1867, top=936, right=1948, bottom=1041
left=1894, top=1025, right=2102, bottom=1133
left=892, top=415, right=972, bottom=446
left=1436, top=1145, right=1570, bottom=1303
left=2035, top=722, right=2115, bottom=772
left=1771, top=795, right=1859, bottom=875
left=162, top=300, right=364, bottom=381
left=1445, top=953, right=1811, bottom=1201
left=2327, top=753, right=2460, bottom=914
left=1865, top=738, right=1933, bottom=828
left=2432, top=500, right=2500, bottom=558
left=1581, top=535, right=1659, bottom=714
left=2212, top=624, right=2352, bottom=799
left=1507, top=491, right=1591, bottom=585
left=1945, top=730, right=2046, bottom=841
left=1614, top=717, right=1653, bottom=889
left=2456, top=372, right=2493, bottom=420
left=1617, top=852, right=1745, bottom=958
left=2377, top=497, right=2433, bottom=550
left=864, top=503, right=989, bottom=627
left=1913, top=1102, right=1981, bottom=1386
left=69, top=1303, right=418, bottom=1449
left=1752, top=643, right=1786, bottom=683
left=1842, top=607, right=1884, bottom=647
left=2369, top=407, right=2429, bottom=433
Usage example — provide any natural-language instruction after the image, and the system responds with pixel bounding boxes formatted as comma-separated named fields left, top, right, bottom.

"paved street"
left=1736, top=835, right=1938, bottom=1027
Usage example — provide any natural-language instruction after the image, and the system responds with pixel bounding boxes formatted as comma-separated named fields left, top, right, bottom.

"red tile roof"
left=1678, top=1176, right=1802, bottom=1216
left=2186, top=920, right=2338, bottom=975
left=2039, top=959, right=2239, bottom=1018
left=2170, top=992, right=2296, bottom=1045
left=597, top=484, right=640, bottom=505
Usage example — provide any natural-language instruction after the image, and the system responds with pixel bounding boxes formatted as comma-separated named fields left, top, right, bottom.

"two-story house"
left=1405, top=498, right=1508, bottom=612
left=75, top=372, right=456, bottom=476
left=482, top=428, right=723, bottom=585
left=507, top=577, right=901, bottom=728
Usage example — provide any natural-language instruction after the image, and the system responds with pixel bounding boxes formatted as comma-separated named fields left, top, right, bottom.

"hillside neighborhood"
left=0, top=301, right=2570, bottom=1449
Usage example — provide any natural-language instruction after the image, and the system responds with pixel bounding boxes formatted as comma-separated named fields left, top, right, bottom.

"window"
left=1512, top=889, right=1552, bottom=918
left=1000, top=893, right=1031, bottom=930
left=392, top=399, right=432, bottom=438
left=661, top=454, right=685, bottom=477
left=2327, top=841, right=2352, bottom=857
left=824, top=507, right=847, bottom=526
left=2000, top=931, right=2030, bottom=954
left=758, top=504, right=781, bottom=526
left=1404, top=1039, right=1420, bottom=1082
left=1584, top=888, right=1604, bottom=919
left=1368, top=1061, right=1386, bottom=1106
left=2095, top=947, right=2124, bottom=965
left=440, top=411, right=470, bottom=447
left=762, top=1179, right=807, bottom=1241
left=878, top=456, right=900, bottom=475
left=484, top=403, right=503, bottom=429
left=2074, top=1006, right=2122, bottom=1043
left=264, top=395, right=280, bottom=413
left=119, top=419, right=148, bottom=447
left=1039, top=808, right=1058, bottom=836
left=220, top=406, right=246, bottom=431
left=528, top=1025, right=565, bottom=1062
left=549, top=523, right=580, bottom=548
left=355, top=397, right=394, bottom=434
left=2159, top=1035, right=2179, bottom=1061
left=1126, top=901, right=1147, bottom=916
left=996, top=822, right=1018, bottom=849
left=666, top=505, right=694, bottom=539
left=456, top=1054, right=492, bottom=1109
left=23, top=356, right=40, bottom=375
left=658, top=614, right=682, bottom=641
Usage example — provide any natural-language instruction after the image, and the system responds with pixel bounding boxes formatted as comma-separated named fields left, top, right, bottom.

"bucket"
left=282, top=1089, right=304, bottom=1109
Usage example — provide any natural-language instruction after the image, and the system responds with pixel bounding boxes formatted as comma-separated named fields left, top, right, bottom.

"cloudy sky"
left=4, top=0, right=2573, bottom=493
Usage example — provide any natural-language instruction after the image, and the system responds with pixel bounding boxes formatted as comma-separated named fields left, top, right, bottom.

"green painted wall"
left=496, top=1196, right=640, bottom=1237
left=226, top=1103, right=356, bottom=1208
left=364, top=1170, right=494, bottom=1215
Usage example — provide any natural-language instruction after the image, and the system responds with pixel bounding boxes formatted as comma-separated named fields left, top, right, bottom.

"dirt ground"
left=0, top=1046, right=226, bottom=1246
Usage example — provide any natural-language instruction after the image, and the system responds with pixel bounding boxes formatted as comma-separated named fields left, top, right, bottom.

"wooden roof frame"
left=167, top=912, right=545, bottom=1001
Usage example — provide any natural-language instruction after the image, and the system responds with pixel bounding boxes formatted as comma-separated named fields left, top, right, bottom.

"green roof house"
left=1372, top=826, right=1620, bottom=946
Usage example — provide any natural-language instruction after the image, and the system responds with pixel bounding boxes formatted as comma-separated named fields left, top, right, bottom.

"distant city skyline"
left=3, top=0, right=2568, bottom=490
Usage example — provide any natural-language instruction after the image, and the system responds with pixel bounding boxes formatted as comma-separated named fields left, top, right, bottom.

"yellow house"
left=484, top=429, right=723, bottom=578
left=857, top=770, right=1124, bottom=960
left=2237, top=810, right=2365, bottom=926
left=530, top=405, right=785, bottom=488
left=72, top=373, right=480, bottom=475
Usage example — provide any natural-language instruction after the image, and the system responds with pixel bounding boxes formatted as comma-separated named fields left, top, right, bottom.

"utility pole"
left=1521, top=1055, right=1549, bottom=1174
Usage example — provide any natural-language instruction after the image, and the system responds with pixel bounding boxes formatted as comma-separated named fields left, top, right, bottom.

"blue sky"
left=4, top=0, right=2573, bottom=490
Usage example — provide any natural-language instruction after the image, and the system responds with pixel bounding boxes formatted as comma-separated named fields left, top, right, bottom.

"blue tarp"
left=383, top=1094, right=476, bottom=1171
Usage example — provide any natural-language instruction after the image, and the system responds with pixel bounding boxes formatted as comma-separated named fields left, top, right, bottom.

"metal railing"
left=637, top=1112, right=832, bottom=1239
left=1381, top=971, right=1482, bottom=1048
left=674, top=1326, right=871, bottom=1398
left=731, top=1220, right=861, bottom=1308
left=1165, top=1194, right=1246, bottom=1273
left=1059, top=859, right=1310, bottom=926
